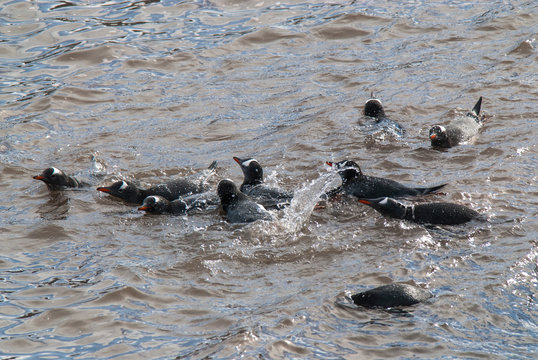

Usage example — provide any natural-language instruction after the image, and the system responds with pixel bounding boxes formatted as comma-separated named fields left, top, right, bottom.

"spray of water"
left=274, top=171, right=337, bottom=237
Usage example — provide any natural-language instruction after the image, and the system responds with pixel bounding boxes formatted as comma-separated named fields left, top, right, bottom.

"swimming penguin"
left=138, top=195, right=188, bottom=215
left=138, top=191, right=220, bottom=215
left=429, top=96, right=483, bottom=148
left=233, top=156, right=293, bottom=209
left=325, top=160, right=446, bottom=200
left=97, top=178, right=207, bottom=205
left=33, top=167, right=85, bottom=190
left=96, top=161, right=217, bottom=204
left=358, top=197, right=481, bottom=225
left=217, top=179, right=272, bottom=223
left=363, top=94, right=404, bottom=136
left=351, top=283, right=433, bottom=308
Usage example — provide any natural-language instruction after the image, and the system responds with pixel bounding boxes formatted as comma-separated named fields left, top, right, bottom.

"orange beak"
left=33, top=175, right=45, bottom=180
left=138, top=206, right=150, bottom=211
left=96, top=187, right=110, bottom=193
left=430, top=134, right=437, bottom=140
left=326, top=161, right=333, bottom=167
left=233, top=157, right=241, bottom=164
left=358, top=199, right=371, bottom=205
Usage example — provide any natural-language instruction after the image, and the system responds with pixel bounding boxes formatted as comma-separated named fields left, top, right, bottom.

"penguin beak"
left=233, top=157, right=242, bottom=165
left=358, top=199, right=371, bottom=205
left=326, top=161, right=334, bottom=167
left=138, top=206, right=150, bottom=211
left=33, top=175, right=45, bottom=180
left=430, top=134, right=437, bottom=140
left=96, top=187, right=110, bottom=193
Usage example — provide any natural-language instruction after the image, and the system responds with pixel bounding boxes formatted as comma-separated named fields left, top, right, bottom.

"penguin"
left=33, top=167, right=85, bottom=190
left=138, top=195, right=188, bottom=215
left=429, top=96, right=483, bottom=148
left=97, top=178, right=206, bottom=205
left=351, top=283, right=433, bottom=308
left=363, top=95, right=404, bottom=136
left=96, top=161, right=217, bottom=204
left=217, top=179, right=272, bottom=223
left=358, top=197, right=481, bottom=225
left=325, top=160, right=446, bottom=200
left=233, top=156, right=293, bottom=209
left=138, top=192, right=220, bottom=215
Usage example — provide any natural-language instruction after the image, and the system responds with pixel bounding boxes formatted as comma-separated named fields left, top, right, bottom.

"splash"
left=277, top=171, right=336, bottom=236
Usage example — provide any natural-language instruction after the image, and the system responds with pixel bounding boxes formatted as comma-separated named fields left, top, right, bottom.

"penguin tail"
left=207, top=160, right=218, bottom=171
left=471, top=96, right=482, bottom=117
left=419, top=183, right=447, bottom=195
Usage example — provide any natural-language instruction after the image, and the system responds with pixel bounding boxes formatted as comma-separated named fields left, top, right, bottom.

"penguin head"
left=217, top=179, right=240, bottom=205
left=233, top=157, right=263, bottom=185
left=364, top=98, right=385, bottom=118
left=429, top=125, right=450, bottom=148
left=97, top=180, right=141, bottom=203
left=358, top=197, right=407, bottom=219
left=326, top=160, right=363, bottom=182
left=138, top=195, right=168, bottom=213
left=33, top=167, right=70, bottom=187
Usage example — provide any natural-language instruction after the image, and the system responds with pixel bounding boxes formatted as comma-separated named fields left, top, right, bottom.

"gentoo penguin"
left=138, top=191, right=220, bottom=215
left=325, top=160, right=446, bottom=199
left=233, top=156, right=293, bottom=209
left=33, top=167, right=85, bottom=190
left=138, top=195, right=188, bottom=215
left=97, top=178, right=206, bottom=205
left=429, top=96, right=483, bottom=148
left=363, top=95, right=404, bottom=136
left=358, top=197, right=481, bottom=225
left=352, top=283, right=433, bottom=308
left=97, top=161, right=217, bottom=204
left=217, top=179, right=272, bottom=223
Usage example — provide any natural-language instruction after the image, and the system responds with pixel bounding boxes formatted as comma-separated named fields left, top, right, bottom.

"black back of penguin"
left=217, top=179, right=272, bottom=223
left=326, top=160, right=446, bottom=199
left=359, top=197, right=480, bottom=225
left=430, top=96, right=483, bottom=148
left=351, top=283, right=433, bottom=308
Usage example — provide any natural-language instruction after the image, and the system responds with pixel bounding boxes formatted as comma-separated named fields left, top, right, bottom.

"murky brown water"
left=1, top=0, right=537, bottom=358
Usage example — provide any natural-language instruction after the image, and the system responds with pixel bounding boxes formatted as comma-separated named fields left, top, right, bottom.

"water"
left=1, top=0, right=537, bottom=358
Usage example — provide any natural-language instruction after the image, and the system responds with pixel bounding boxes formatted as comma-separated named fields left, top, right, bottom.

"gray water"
left=1, top=0, right=537, bottom=358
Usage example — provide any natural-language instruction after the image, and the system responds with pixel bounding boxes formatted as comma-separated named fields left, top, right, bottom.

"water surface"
left=1, top=0, right=537, bottom=358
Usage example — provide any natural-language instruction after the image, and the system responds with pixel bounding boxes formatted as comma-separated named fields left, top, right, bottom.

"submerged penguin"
left=363, top=95, right=404, bottom=136
left=325, top=160, right=446, bottom=200
left=217, top=179, right=272, bottom=223
left=138, top=191, right=219, bottom=215
left=358, top=197, right=481, bottom=225
left=352, top=283, right=433, bottom=308
left=233, top=156, right=293, bottom=209
left=33, top=167, right=86, bottom=190
left=138, top=195, right=188, bottom=215
left=429, top=96, right=484, bottom=148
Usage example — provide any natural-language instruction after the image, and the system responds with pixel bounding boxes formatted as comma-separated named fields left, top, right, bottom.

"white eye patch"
left=242, top=159, right=258, bottom=167
left=51, top=167, right=61, bottom=176
left=119, top=181, right=129, bottom=190
left=379, top=197, right=389, bottom=205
